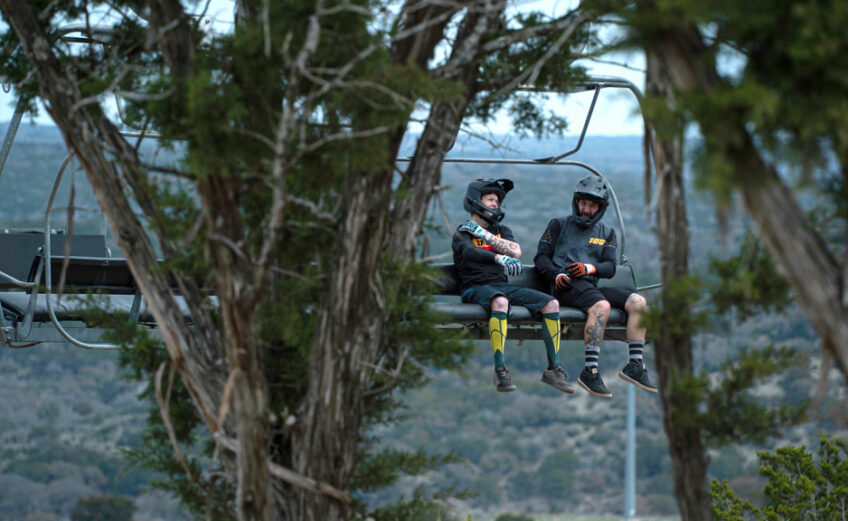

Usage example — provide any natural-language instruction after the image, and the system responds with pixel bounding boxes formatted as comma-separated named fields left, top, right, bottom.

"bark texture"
left=646, top=50, right=713, bottom=521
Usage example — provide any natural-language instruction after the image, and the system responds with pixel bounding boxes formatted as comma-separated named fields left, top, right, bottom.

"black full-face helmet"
left=572, top=175, right=610, bottom=228
left=463, top=178, right=514, bottom=224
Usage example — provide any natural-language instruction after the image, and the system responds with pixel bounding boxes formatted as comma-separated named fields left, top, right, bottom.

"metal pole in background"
left=0, top=96, right=26, bottom=180
left=624, top=383, right=636, bottom=519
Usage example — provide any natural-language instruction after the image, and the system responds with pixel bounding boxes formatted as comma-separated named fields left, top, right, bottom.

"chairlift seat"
left=428, top=262, right=636, bottom=341
left=0, top=231, right=207, bottom=347
left=0, top=231, right=108, bottom=290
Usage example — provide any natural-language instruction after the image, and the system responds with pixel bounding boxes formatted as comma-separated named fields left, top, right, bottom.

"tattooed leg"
left=584, top=300, right=611, bottom=347
left=587, top=312, right=607, bottom=346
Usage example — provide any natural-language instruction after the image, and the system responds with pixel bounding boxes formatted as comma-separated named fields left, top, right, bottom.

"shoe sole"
left=577, top=378, right=612, bottom=398
left=541, top=375, right=575, bottom=394
left=618, top=371, right=658, bottom=393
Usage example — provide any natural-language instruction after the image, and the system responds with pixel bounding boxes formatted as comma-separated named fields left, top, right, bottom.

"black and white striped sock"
left=585, top=345, right=600, bottom=368
left=628, top=340, right=645, bottom=362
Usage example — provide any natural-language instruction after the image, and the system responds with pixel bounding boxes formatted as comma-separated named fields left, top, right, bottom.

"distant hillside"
left=0, top=121, right=64, bottom=142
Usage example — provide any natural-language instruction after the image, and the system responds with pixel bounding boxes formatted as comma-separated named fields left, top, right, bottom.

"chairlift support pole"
left=625, top=384, right=636, bottom=519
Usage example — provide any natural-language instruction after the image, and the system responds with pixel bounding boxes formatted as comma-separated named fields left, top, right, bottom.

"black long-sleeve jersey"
left=451, top=222, right=513, bottom=294
left=533, top=216, right=617, bottom=287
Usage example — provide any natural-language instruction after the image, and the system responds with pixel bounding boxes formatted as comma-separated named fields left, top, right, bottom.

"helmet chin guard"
left=572, top=175, right=610, bottom=228
left=463, top=178, right=514, bottom=224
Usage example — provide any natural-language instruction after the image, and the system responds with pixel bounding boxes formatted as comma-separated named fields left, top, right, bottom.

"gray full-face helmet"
left=463, top=178, right=514, bottom=224
left=572, top=175, right=610, bottom=228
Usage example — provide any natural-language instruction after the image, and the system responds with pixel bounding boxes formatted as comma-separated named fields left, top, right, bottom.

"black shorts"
left=554, top=278, right=633, bottom=312
left=461, top=282, right=554, bottom=318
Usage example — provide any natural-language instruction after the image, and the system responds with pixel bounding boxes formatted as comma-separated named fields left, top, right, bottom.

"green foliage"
left=5, top=442, right=152, bottom=496
left=494, top=514, right=535, bottom=521
left=71, top=495, right=136, bottom=521
left=641, top=339, right=806, bottom=444
left=700, top=346, right=808, bottom=446
left=509, top=450, right=578, bottom=500
left=507, top=95, right=569, bottom=137
left=642, top=274, right=709, bottom=338
left=640, top=90, right=687, bottom=142
left=70, top=297, right=234, bottom=517
left=367, top=485, right=466, bottom=521
left=708, top=231, right=792, bottom=321
left=631, top=0, right=848, bottom=241
left=711, top=435, right=848, bottom=521
left=468, top=13, right=595, bottom=137
left=350, top=448, right=464, bottom=508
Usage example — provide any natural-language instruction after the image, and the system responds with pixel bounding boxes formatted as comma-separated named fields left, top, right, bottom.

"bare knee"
left=541, top=299, right=559, bottom=314
left=490, top=296, right=509, bottom=313
left=589, top=299, right=611, bottom=318
left=625, top=293, right=647, bottom=313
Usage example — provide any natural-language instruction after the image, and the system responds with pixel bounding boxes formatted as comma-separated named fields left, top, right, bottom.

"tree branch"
left=215, top=435, right=352, bottom=505
left=475, top=18, right=584, bottom=105
left=246, top=0, right=328, bottom=310
left=155, top=361, right=195, bottom=480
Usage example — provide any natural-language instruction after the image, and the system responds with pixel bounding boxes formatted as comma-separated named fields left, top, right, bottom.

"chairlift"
left=0, top=26, right=186, bottom=350
left=406, top=77, right=658, bottom=342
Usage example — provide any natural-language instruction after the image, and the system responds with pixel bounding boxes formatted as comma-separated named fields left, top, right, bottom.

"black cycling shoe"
left=577, top=366, right=612, bottom=398
left=493, top=366, right=517, bottom=392
left=541, top=365, right=575, bottom=394
left=618, top=359, right=657, bottom=393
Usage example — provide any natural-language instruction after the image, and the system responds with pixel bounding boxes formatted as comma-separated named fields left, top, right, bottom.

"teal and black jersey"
left=452, top=222, right=513, bottom=295
left=533, top=216, right=617, bottom=287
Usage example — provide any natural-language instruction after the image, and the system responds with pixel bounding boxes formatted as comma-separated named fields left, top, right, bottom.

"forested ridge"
left=0, top=124, right=843, bottom=520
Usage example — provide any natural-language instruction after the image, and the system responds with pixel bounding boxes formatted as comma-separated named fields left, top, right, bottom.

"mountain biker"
left=452, top=178, right=573, bottom=394
left=534, top=175, right=656, bottom=398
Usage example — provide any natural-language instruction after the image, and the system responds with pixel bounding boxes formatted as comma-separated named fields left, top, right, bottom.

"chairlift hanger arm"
left=40, top=152, right=120, bottom=350
left=397, top=75, right=645, bottom=262
left=521, top=76, right=647, bottom=163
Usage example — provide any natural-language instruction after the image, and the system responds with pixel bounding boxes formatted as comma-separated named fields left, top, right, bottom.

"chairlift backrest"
left=0, top=231, right=108, bottom=290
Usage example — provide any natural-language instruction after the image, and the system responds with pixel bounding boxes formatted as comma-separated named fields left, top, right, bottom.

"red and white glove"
left=555, top=273, right=571, bottom=290
left=566, top=262, right=595, bottom=278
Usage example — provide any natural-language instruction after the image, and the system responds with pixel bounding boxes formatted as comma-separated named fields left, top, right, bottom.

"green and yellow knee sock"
left=489, top=311, right=508, bottom=368
left=541, top=312, right=561, bottom=369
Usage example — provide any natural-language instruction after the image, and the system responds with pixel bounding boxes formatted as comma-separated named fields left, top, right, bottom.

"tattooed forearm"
left=586, top=312, right=607, bottom=346
left=488, top=236, right=522, bottom=257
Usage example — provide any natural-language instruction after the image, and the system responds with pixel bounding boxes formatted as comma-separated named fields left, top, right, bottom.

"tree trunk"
left=646, top=50, right=713, bottom=521
left=198, top=176, right=272, bottom=521
left=291, top=168, right=394, bottom=521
